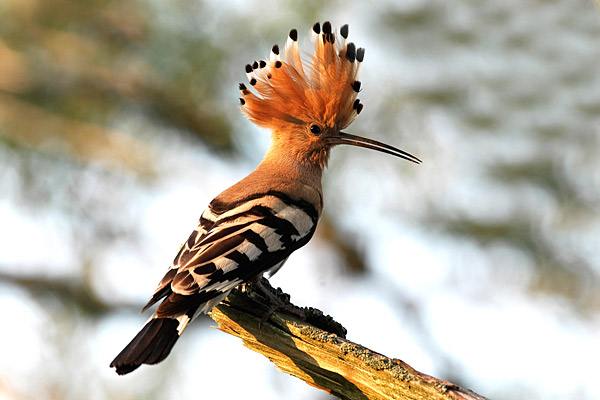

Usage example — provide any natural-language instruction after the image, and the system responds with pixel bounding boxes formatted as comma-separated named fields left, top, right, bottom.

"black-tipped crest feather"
left=340, top=24, right=349, bottom=39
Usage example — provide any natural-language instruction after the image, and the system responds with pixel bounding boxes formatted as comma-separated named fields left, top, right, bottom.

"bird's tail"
left=110, top=317, right=180, bottom=375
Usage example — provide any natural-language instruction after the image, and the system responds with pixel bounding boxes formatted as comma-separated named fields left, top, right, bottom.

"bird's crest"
left=239, top=22, right=364, bottom=132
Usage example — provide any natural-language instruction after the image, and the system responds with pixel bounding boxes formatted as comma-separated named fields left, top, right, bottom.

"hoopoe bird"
left=110, top=21, right=421, bottom=375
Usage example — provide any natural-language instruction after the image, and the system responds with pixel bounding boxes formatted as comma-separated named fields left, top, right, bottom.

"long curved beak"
left=327, top=132, right=422, bottom=164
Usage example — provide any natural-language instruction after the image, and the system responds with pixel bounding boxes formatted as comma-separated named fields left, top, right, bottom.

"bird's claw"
left=250, top=278, right=306, bottom=329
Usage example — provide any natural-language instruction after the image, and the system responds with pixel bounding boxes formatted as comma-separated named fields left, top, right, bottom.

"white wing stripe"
left=214, top=196, right=287, bottom=220
left=201, top=208, right=219, bottom=222
left=276, top=207, right=313, bottom=239
left=203, top=278, right=242, bottom=293
left=186, top=206, right=311, bottom=268
left=238, top=239, right=263, bottom=262
left=257, top=224, right=284, bottom=252
left=194, top=215, right=261, bottom=249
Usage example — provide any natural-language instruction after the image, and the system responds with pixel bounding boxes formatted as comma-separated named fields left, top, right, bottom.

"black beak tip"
left=401, top=155, right=422, bottom=164
left=335, top=131, right=422, bottom=165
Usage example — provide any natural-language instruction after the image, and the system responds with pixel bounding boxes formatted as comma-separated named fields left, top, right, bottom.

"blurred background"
left=1, top=0, right=599, bottom=399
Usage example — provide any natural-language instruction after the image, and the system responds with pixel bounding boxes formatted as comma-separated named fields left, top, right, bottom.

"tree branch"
left=210, top=279, right=487, bottom=400
left=0, top=269, right=140, bottom=316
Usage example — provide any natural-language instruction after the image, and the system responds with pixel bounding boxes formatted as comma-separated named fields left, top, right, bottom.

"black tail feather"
left=110, top=318, right=180, bottom=375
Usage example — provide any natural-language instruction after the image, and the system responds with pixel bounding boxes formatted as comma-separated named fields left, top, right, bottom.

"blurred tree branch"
left=0, top=269, right=139, bottom=316
left=0, top=93, right=157, bottom=175
left=210, top=279, right=487, bottom=400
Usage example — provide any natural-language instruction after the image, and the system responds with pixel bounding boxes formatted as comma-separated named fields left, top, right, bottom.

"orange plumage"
left=240, top=22, right=364, bottom=135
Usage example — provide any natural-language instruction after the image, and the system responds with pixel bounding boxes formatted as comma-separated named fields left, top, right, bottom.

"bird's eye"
left=309, top=124, right=322, bottom=135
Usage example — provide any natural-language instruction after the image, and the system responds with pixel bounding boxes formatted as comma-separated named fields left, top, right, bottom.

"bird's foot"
left=243, top=278, right=347, bottom=337
left=250, top=278, right=307, bottom=327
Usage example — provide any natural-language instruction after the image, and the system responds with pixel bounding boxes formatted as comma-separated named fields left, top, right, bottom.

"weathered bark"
left=210, top=279, right=487, bottom=400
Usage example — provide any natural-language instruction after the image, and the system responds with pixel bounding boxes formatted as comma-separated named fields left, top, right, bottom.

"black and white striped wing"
left=111, top=192, right=319, bottom=374
left=145, top=192, right=319, bottom=321
left=141, top=207, right=216, bottom=312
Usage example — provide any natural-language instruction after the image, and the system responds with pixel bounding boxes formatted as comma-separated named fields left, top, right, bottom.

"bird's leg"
left=239, top=282, right=252, bottom=293
left=241, top=278, right=347, bottom=337
left=249, top=278, right=307, bottom=326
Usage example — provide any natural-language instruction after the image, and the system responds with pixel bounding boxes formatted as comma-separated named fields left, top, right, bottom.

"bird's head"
left=239, top=22, right=421, bottom=169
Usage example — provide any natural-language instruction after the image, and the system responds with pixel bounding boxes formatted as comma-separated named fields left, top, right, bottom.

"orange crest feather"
left=239, top=22, right=365, bottom=132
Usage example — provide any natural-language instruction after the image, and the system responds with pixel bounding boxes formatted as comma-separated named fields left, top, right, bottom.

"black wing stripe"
left=185, top=233, right=246, bottom=268
left=206, top=267, right=225, bottom=281
left=157, top=291, right=222, bottom=317
left=224, top=250, right=251, bottom=267
left=259, top=212, right=299, bottom=237
left=209, top=192, right=273, bottom=214
left=186, top=229, right=198, bottom=248
left=142, top=268, right=177, bottom=311
left=172, top=271, right=198, bottom=293
left=193, top=218, right=257, bottom=250
left=193, top=262, right=217, bottom=275
left=265, top=191, right=319, bottom=222
left=220, top=251, right=256, bottom=282
left=148, top=192, right=319, bottom=318
left=209, top=195, right=286, bottom=222
left=184, top=206, right=289, bottom=266
left=242, top=229, right=270, bottom=253
left=209, top=191, right=318, bottom=222
left=171, top=232, right=251, bottom=295
left=199, top=215, right=212, bottom=225
left=172, top=243, right=185, bottom=266
left=213, top=205, right=271, bottom=226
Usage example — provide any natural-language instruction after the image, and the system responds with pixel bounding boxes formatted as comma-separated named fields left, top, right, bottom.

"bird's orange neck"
left=258, top=141, right=325, bottom=189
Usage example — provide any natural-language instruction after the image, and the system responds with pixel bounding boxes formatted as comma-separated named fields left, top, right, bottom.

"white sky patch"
left=94, top=244, right=158, bottom=304
left=426, top=292, right=600, bottom=399
left=331, top=280, right=438, bottom=375
left=0, top=288, right=47, bottom=390
left=94, top=315, right=174, bottom=397
left=0, top=200, right=76, bottom=276
left=172, top=328, right=324, bottom=400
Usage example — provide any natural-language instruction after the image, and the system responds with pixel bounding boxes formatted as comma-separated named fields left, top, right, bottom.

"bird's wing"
left=140, top=207, right=216, bottom=311
left=143, top=191, right=319, bottom=318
